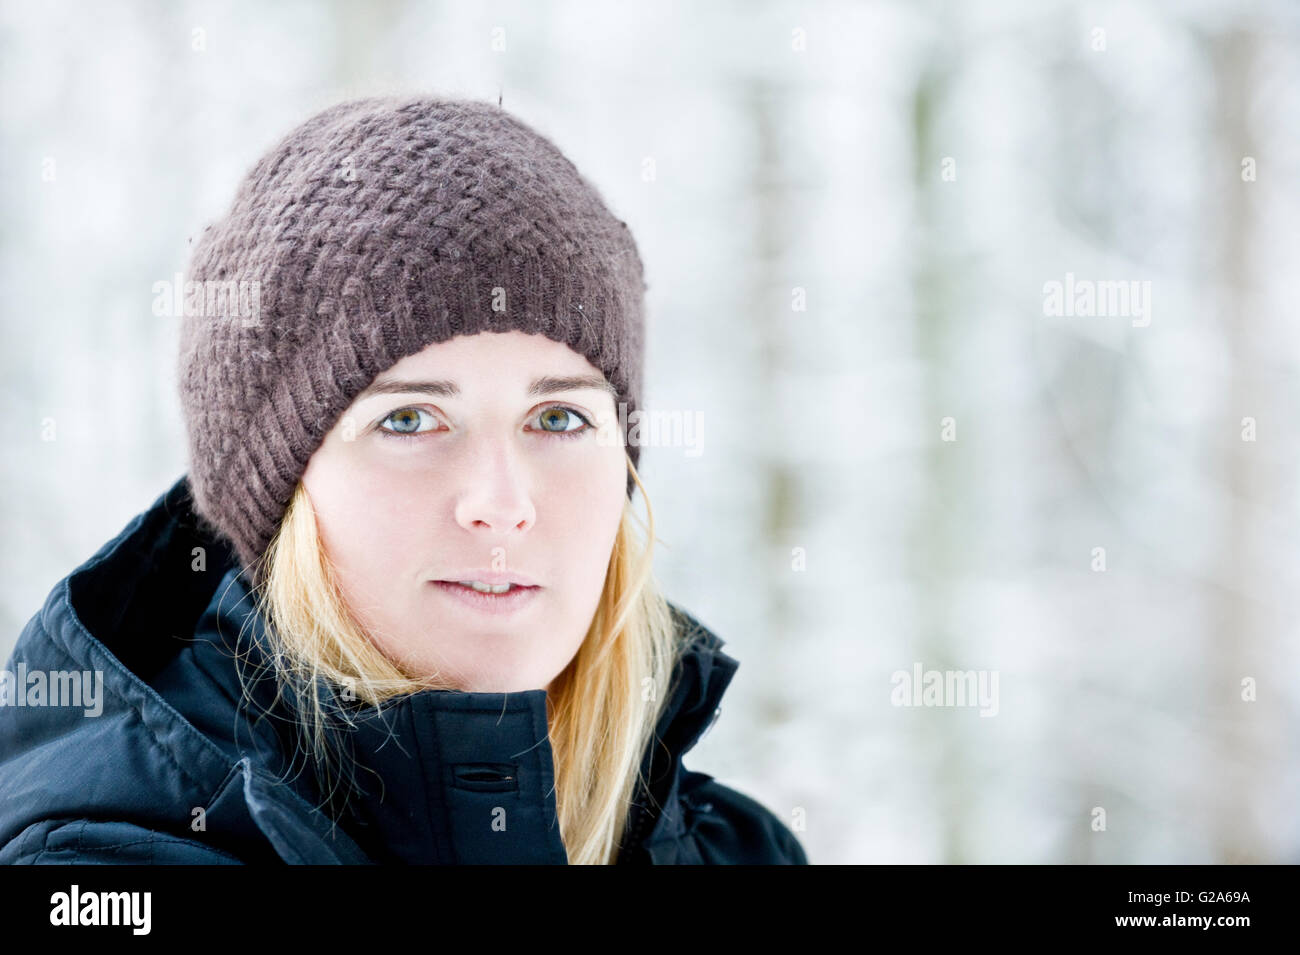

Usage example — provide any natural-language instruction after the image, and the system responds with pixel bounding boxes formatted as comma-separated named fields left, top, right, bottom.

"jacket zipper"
left=621, top=799, right=654, bottom=863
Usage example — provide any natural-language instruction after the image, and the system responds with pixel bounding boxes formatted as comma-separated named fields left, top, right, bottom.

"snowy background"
left=3, top=0, right=1299, bottom=863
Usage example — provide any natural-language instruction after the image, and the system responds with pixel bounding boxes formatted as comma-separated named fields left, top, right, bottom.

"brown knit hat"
left=178, top=95, right=646, bottom=578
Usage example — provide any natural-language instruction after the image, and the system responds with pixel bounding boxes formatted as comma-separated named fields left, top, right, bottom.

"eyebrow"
left=357, top=374, right=617, bottom=402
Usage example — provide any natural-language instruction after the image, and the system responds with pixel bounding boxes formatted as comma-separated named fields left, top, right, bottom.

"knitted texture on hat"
left=178, top=95, right=647, bottom=578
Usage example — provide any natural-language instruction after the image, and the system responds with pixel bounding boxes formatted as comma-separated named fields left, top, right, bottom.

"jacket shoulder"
left=0, top=818, right=246, bottom=865
left=678, top=770, right=808, bottom=864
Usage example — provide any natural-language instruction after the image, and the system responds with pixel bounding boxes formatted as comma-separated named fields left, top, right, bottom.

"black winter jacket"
left=0, top=476, right=807, bottom=865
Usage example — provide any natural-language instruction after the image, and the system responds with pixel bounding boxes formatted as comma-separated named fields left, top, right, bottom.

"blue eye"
left=534, top=406, right=592, bottom=439
left=377, top=407, right=438, bottom=438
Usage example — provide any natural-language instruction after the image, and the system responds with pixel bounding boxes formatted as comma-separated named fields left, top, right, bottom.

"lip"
left=434, top=570, right=540, bottom=587
left=430, top=580, right=542, bottom=616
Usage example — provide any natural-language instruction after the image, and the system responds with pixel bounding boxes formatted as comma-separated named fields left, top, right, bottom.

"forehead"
left=356, top=331, right=615, bottom=401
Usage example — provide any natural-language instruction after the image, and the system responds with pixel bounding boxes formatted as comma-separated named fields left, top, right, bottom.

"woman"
left=0, top=96, right=807, bottom=865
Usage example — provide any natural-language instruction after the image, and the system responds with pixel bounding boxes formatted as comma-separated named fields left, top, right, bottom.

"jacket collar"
left=69, top=474, right=739, bottom=863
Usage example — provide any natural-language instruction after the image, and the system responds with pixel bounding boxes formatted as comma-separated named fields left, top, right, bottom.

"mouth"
left=430, top=580, right=542, bottom=615
left=437, top=580, right=539, bottom=595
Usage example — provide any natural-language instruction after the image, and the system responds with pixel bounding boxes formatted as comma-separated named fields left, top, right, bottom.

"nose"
left=452, top=436, right=536, bottom=534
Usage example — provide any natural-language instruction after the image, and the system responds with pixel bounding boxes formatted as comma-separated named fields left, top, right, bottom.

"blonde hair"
left=237, top=455, right=679, bottom=865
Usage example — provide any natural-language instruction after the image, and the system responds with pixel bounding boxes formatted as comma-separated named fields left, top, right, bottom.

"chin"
left=448, top=660, right=555, bottom=695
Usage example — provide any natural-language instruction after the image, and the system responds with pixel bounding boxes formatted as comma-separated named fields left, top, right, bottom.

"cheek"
left=541, top=442, right=627, bottom=571
left=304, top=450, right=440, bottom=581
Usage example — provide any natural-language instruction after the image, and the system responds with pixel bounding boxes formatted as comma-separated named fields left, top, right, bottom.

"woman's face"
left=300, top=330, right=628, bottom=695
